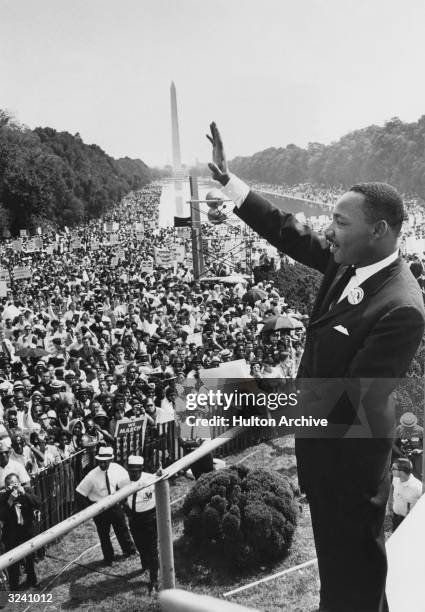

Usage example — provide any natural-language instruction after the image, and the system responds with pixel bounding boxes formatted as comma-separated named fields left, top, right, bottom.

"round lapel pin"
left=347, top=286, right=364, bottom=305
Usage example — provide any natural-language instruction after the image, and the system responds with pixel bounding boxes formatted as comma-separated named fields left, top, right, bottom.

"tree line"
left=229, top=116, right=425, bottom=198
left=0, top=110, right=151, bottom=236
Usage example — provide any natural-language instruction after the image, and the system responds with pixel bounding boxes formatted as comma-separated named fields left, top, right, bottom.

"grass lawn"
left=8, top=436, right=337, bottom=611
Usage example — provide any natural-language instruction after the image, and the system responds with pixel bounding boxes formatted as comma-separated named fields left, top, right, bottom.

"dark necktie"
left=132, top=492, right=137, bottom=512
left=105, top=470, right=111, bottom=495
left=319, top=266, right=356, bottom=315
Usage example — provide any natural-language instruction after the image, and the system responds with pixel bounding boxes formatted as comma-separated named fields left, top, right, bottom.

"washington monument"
left=170, top=81, right=182, bottom=171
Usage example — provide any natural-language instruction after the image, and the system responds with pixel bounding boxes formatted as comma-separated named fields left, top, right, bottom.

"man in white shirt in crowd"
left=124, top=455, right=159, bottom=594
left=75, top=446, right=135, bottom=565
left=0, top=438, right=31, bottom=489
left=391, top=458, right=422, bottom=531
left=10, top=434, right=38, bottom=476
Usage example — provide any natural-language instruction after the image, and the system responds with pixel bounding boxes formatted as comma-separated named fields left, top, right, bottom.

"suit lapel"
left=309, top=257, right=402, bottom=328
left=310, top=260, right=340, bottom=320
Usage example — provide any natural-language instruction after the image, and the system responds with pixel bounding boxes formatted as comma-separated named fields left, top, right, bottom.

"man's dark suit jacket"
left=236, top=190, right=425, bottom=612
left=0, top=488, right=40, bottom=546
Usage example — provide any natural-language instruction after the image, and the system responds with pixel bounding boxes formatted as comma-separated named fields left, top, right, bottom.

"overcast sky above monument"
left=2, top=0, right=425, bottom=167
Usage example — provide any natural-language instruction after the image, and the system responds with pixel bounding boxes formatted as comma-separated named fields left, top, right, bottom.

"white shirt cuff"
left=221, top=173, right=250, bottom=208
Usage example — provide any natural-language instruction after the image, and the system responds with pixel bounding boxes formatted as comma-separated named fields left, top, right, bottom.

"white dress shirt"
left=392, top=474, right=422, bottom=516
left=0, top=459, right=30, bottom=488
left=338, top=250, right=399, bottom=303
left=126, top=472, right=156, bottom=513
left=76, top=463, right=129, bottom=502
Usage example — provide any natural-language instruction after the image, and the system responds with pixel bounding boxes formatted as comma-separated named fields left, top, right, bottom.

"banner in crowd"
left=91, top=240, right=100, bottom=251
left=141, top=262, right=154, bottom=274
left=104, top=222, right=119, bottom=232
left=25, top=237, right=43, bottom=252
left=115, top=416, right=146, bottom=437
left=70, top=239, right=83, bottom=250
left=154, top=246, right=175, bottom=268
left=115, top=416, right=148, bottom=457
left=135, top=232, right=144, bottom=241
left=13, top=266, right=32, bottom=280
left=0, top=268, right=10, bottom=283
left=175, top=245, right=185, bottom=263
left=11, top=240, right=23, bottom=252
left=19, top=229, right=27, bottom=238
left=0, top=281, right=8, bottom=297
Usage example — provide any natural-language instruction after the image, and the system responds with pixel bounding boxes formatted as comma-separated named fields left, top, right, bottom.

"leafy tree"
left=0, top=112, right=152, bottom=234
left=228, top=114, right=425, bottom=199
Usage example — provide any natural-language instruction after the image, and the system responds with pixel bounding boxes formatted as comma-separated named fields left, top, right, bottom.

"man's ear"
left=372, top=219, right=389, bottom=239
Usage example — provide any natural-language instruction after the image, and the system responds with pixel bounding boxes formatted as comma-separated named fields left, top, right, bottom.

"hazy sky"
left=2, top=0, right=425, bottom=167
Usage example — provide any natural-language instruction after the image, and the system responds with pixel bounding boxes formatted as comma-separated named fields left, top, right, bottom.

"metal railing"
left=159, top=588, right=260, bottom=612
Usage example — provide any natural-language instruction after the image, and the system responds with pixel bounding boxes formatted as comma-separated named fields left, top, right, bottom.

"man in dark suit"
left=0, top=473, right=40, bottom=590
left=207, top=123, right=425, bottom=612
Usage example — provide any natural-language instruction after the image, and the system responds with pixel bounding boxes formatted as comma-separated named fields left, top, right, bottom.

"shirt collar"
left=354, top=250, right=399, bottom=285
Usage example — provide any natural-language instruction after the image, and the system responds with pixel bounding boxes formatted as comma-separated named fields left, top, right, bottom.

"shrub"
left=182, top=466, right=298, bottom=568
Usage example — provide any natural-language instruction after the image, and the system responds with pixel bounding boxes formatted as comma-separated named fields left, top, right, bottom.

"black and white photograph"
left=0, top=1, right=424, bottom=611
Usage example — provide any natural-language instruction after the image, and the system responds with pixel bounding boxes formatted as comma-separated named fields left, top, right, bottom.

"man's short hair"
left=349, top=182, right=404, bottom=233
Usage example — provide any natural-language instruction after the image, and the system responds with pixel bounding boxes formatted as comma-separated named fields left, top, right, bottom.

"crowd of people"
left=0, top=183, right=309, bottom=475
left=0, top=181, right=308, bottom=590
left=252, top=181, right=345, bottom=207
left=0, top=177, right=422, bottom=591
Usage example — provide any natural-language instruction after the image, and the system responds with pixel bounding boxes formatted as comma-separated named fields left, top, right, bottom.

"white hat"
left=128, top=455, right=144, bottom=467
left=95, top=446, right=114, bottom=461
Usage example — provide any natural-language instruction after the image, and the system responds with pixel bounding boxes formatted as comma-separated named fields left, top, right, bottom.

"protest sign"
left=175, top=245, right=185, bottom=262
left=70, top=239, right=83, bottom=250
left=0, top=268, right=10, bottom=283
left=13, top=266, right=32, bottom=280
left=141, top=263, right=154, bottom=274
left=115, top=416, right=146, bottom=437
left=154, top=246, right=175, bottom=268
left=25, top=238, right=41, bottom=252
left=11, top=240, right=23, bottom=252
